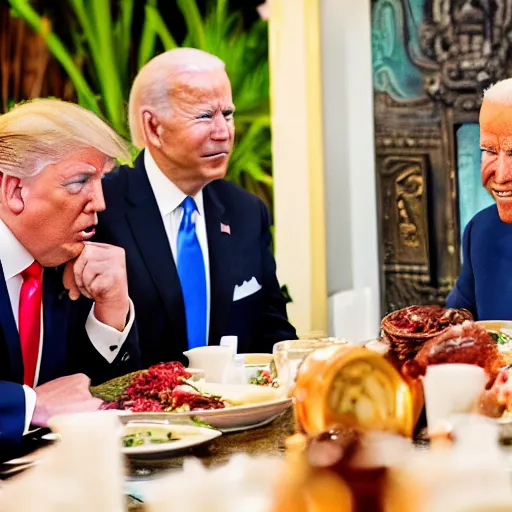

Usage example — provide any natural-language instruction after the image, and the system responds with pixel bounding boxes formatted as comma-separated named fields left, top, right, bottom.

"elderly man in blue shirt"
left=447, top=78, right=512, bottom=319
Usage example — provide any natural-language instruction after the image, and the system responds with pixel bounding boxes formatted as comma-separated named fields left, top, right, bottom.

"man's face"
left=155, top=69, right=235, bottom=187
left=481, top=99, right=512, bottom=223
left=14, top=147, right=112, bottom=266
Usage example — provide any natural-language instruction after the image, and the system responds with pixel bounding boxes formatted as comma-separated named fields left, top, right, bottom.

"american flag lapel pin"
left=220, top=222, right=231, bottom=235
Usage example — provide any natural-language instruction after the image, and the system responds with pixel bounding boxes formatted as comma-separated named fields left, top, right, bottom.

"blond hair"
left=0, top=99, right=130, bottom=180
left=128, top=48, right=225, bottom=148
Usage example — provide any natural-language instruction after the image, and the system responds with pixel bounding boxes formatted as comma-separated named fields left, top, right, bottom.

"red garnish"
left=101, top=361, right=226, bottom=412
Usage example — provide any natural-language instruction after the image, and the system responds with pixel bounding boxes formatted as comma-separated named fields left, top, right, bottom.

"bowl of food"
left=243, top=353, right=276, bottom=386
left=475, top=320, right=512, bottom=365
left=381, top=305, right=473, bottom=366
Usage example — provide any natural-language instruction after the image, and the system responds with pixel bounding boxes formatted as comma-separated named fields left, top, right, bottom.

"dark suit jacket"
left=95, top=152, right=297, bottom=368
left=446, top=204, right=512, bottom=319
left=0, top=263, right=140, bottom=450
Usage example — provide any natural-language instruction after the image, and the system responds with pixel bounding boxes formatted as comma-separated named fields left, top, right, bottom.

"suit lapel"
left=38, top=268, right=68, bottom=385
left=0, top=262, right=23, bottom=382
left=126, top=154, right=188, bottom=355
left=204, top=184, right=235, bottom=346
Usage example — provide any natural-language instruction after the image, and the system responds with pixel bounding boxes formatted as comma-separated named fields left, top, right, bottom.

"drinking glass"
left=272, top=338, right=347, bottom=390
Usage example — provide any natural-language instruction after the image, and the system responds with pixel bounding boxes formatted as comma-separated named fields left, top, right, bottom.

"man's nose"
left=210, top=114, right=230, bottom=141
left=85, top=181, right=106, bottom=213
left=495, top=153, right=512, bottom=184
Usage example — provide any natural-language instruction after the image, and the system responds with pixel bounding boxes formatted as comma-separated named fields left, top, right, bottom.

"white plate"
left=117, top=383, right=292, bottom=432
left=218, top=411, right=286, bottom=433
left=119, top=397, right=292, bottom=432
left=121, top=423, right=221, bottom=455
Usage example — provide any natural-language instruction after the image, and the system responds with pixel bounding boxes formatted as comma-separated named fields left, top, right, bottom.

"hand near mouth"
left=63, top=242, right=130, bottom=331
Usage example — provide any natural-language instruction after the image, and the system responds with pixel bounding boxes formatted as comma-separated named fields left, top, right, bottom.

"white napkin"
left=0, top=412, right=125, bottom=512
left=147, top=454, right=283, bottom=512
left=422, top=364, right=488, bottom=435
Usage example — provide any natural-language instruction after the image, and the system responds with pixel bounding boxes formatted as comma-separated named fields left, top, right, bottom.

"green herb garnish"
left=122, top=429, right=180, bottom=447
left=90, top=370, right=145, bottom=402
left=122, top=433, right=145, bottom=447
left=190, top=417, right=215, bottom=429
left=489, top=330, right=512, bottom=345
left=178, top=378, right=223, bottom=399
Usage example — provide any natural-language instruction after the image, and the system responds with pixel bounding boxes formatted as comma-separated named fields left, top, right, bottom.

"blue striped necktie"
left=177, top=196, right=207, bottom=349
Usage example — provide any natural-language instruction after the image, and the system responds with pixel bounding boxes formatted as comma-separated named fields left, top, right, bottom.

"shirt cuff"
left=22, top=385, right=37, bottom=435
left=85, top=299, right=135, bottom=363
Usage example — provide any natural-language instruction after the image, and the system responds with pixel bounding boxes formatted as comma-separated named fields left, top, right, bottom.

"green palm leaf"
left=8, top=0, right=273, bottom=192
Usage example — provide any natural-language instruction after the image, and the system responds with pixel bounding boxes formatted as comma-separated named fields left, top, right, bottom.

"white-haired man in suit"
left=96, top=48, right=297, bottom=367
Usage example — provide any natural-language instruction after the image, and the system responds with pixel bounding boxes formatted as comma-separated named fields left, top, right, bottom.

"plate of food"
left=91, top=362, right=292, bottom=432
left=120, top=423, right=221, bottom=456
left=243, top=353, right=278, bottom=386
left=475, top=320, right=512, bottom=365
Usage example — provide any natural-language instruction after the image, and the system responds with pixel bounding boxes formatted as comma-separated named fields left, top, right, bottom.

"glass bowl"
left=272, top=338, right=347, bottom=389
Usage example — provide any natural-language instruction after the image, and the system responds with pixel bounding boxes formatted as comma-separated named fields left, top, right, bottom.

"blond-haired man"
left=96, top=48, right=296, bottom=367
left=0, top=99, right=140, bottom=452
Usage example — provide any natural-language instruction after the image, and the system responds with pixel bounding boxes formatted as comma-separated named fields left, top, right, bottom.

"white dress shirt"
left=0, top=218, right=134, bottom=432
left=144, top=150, right=211, bottom=340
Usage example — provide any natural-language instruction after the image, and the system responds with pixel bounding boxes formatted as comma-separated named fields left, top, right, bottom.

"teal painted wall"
left=371, top=0, right=494, bottom=241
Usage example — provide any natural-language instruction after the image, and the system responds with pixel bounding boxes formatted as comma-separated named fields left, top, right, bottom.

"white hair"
left=483, top=78, right=512, bottom=105
left=0, top=99, right=129, bottom=182
left=128, top=48, right=226, bottom=148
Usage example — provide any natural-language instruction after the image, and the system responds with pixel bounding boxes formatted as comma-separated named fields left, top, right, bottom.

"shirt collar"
left=0, top=217, right=35, bottom=279
left=144, top=150, right=204, bottom=217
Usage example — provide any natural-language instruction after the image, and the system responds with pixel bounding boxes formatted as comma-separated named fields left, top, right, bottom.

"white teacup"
left=423, top=364, right=488, bottom=435
left=183, top=346, right=234, bottom=383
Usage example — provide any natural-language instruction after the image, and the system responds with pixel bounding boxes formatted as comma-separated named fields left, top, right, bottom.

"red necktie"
left=19, top=261, right=43, bottom=387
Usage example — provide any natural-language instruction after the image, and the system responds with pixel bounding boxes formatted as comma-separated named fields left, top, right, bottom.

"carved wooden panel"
left=372, top=0, right=512, bottom=314
left=380, top=155, right=430, bottom=265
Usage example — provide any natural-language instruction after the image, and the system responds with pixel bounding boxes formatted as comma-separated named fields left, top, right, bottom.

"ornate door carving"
left=372, top=0, right=512, bottom=313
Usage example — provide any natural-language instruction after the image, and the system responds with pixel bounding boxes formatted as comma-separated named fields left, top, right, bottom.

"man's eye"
left=223, top=110, right=234, bottom=119
left=69, top=178, right=88, bottom=186
left=198, top=113, right=213, bottom=119
left=481, top=148, right=497, bottom=155
left=65, top=175, right=89, bottom=192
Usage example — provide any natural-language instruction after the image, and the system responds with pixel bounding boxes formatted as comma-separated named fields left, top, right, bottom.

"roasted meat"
left=402, top=321, right=504, bottom=380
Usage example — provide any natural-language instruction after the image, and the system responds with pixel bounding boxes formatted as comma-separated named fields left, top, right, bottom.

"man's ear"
left=0, top=174, right=25, bottom=214
left=142, top=110, right=163, bottom=149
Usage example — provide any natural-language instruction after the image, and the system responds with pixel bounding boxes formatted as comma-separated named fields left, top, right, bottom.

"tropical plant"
left=7, top=0, right=272, bottom=196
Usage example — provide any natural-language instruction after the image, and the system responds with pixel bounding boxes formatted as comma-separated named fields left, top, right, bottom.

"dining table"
left=126, top=408, right=295, bottom=510
left=123, top=411, right=512, bottom=511
left=3, top=406, right=512, bottom=511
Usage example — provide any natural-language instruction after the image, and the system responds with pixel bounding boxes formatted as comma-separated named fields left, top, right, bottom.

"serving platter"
left=118, top=398, right=292, bottom=433
left=117, top=383, right=292, bottom=433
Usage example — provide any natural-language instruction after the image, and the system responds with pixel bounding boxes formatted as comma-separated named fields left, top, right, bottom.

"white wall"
left=269, top=0, right=328, bottom=337
left=320, top=0, right=381, bottom=341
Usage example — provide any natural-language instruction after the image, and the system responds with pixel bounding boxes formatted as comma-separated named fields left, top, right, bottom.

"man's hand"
left=63, top=242, right=130, bottom=331
left=32, top=374, right=103, bottom=427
